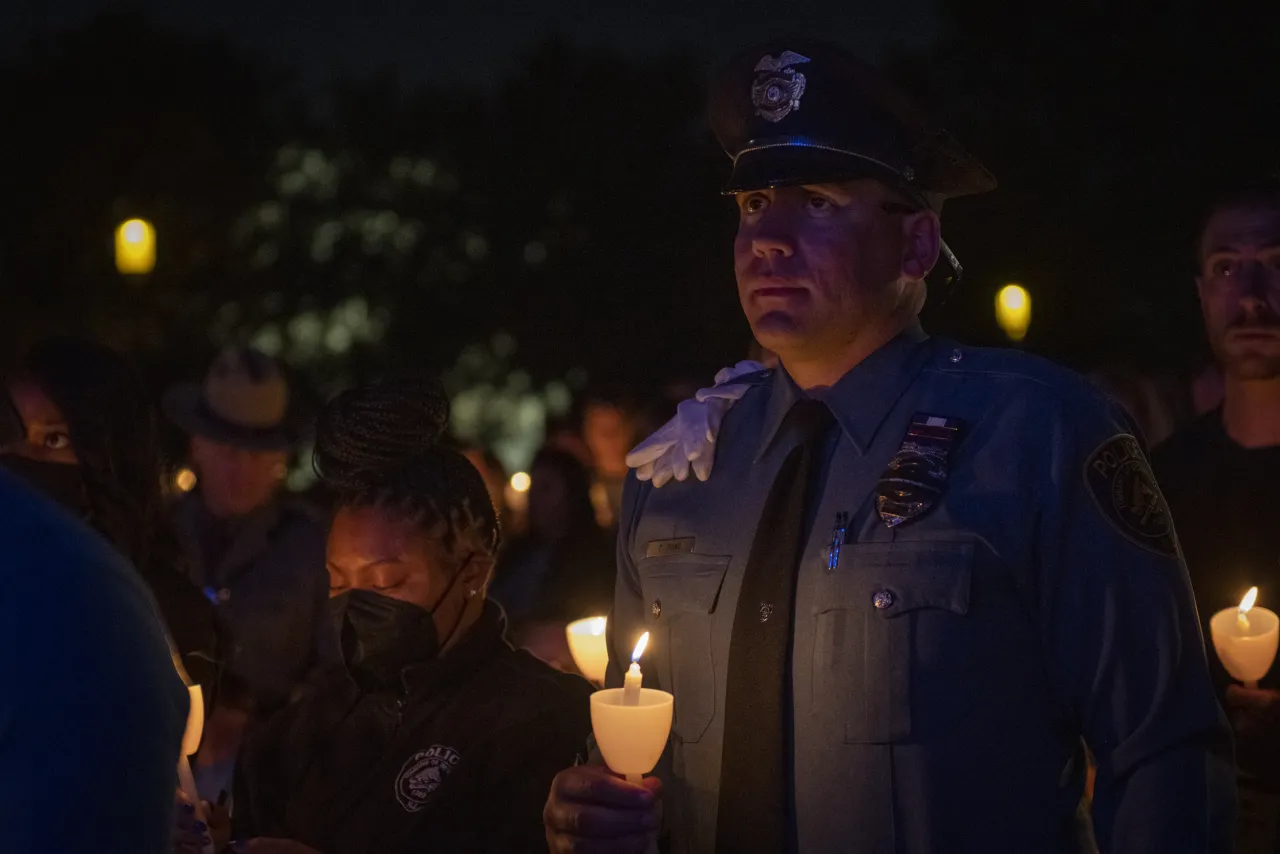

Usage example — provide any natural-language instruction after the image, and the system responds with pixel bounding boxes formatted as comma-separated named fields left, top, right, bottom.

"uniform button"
left=758, top=603, right=774, bottom=623
left=651, top=600, right=662, bottom=618
left=950, top=348, right=963, bottom=363
left=872, top=590, right=895, bottom=610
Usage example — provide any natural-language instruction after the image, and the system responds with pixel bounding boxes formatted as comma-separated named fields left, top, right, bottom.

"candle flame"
left=1240, top=587, right=1259, bottom=615
left=631, top=631, right=650, bottom=663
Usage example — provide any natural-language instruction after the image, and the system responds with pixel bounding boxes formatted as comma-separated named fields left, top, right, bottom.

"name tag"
left=646, top=537, right=695, bottom=557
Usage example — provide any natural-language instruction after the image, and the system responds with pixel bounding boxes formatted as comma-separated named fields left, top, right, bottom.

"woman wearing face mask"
left=228, top=378, right=592, bottom=854
left=0, top=338, right=219, bottom=695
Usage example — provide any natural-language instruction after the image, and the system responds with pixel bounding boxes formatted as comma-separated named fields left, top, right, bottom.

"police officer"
left=164, top=347, right=334, bottom=717
left=544, top=41, right=1235, bottom=853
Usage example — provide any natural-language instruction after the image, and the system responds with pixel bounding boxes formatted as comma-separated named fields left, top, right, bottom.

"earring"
left=467, top=588, right=478, bottom=598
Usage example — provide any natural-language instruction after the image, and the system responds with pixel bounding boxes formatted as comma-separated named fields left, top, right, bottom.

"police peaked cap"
left=710, top=40, right=997, bottom=212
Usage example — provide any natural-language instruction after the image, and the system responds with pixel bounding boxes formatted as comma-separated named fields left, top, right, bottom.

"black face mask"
left=328, top=561, right=471, bottom=689
left=1, top=454, right=90, bottom=518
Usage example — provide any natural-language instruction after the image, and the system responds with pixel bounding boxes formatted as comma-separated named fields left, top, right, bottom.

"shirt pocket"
left=637, top=554, right=731, bottom=745
left=811, top=539, right=973, bottom=744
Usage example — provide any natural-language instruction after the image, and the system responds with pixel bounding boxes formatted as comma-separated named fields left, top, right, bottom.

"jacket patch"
left=395, top=745, right=462, bottom=812
left=1084, top=434, right=1177, bottom=557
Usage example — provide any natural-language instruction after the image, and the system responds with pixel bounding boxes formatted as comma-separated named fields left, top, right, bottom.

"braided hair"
left=23, top=337, right=181, bottom=578
left=313, top=377, right=500, bottom=560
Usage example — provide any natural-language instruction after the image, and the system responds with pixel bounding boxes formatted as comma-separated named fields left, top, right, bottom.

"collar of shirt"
left=755, top=323, right=932, bottom=461
left=178, top=490, right=284, bottom=585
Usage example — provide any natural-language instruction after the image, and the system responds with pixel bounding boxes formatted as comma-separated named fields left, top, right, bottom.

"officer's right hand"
left=544, top=765, right=661, bottom=853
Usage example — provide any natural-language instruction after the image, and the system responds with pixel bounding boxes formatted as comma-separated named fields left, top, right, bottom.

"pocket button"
left=872, top=589, right=895, bottom=610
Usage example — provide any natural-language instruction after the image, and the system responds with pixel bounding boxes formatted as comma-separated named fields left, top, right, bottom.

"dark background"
left=1, top=0, right=1276, bottom=462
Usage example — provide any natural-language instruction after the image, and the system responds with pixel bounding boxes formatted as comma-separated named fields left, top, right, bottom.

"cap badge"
left=751, top=51, right=810, bottom=123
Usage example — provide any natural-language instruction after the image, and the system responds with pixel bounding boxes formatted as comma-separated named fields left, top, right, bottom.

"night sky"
left=3, top=0, right=940, bottom=89
left=5, top=0, right=1275, bottom=410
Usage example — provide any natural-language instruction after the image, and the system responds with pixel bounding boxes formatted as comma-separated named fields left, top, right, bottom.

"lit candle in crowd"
left=178, top=684, right=205, bottom=811
left=1211, top=587, right=1280, bottom=689
left=1239, top=586, right=1258, bottom=630
left=591, top=629, right=672, bottom=791
left=590, top=633, right=672, bottom=854
left=565, top=616, right=609, bottom=684
left=623, top=632, right=649, bottom=706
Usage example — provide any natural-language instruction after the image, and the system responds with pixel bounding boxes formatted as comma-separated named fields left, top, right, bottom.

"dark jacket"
left=140, top=555, right=220, bottom=701
left=173, top=491, right=334, bottom=713
left=233, top=601, right=593, bottom=853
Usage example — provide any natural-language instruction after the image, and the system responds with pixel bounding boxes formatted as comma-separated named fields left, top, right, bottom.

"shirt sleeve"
left=1035, top=389, right=1236, bottom=853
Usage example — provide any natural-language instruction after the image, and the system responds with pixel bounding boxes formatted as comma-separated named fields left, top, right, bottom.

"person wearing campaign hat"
left=545, top=41, right=1233, bottom=853
left=165, top=347, right=334, bottom=783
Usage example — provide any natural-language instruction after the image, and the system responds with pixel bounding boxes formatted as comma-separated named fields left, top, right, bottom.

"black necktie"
left=716, top=399, right=835, bottom=853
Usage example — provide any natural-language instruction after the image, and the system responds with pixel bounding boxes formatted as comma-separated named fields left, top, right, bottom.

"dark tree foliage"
left=1, top=4, right=1275, bottom=402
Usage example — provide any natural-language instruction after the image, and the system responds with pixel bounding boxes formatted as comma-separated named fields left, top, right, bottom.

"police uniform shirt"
left=172, top=491, right=334, bottom=712
left=607, top=327, right=1234, bottom=853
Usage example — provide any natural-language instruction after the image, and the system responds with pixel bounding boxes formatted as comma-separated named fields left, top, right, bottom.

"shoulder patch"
left=1084, top=434, right=1177, bottom=557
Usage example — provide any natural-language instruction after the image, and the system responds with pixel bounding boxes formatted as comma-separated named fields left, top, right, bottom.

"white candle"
left=565, top=616, right=609, bottom=684
left=1211, top=587, right=1280, bottom=688
left=590, top=632, right=667, bottom=854
left=178, top=684, right=205, bottom=807
left=623, top=632, right=649, bottom=707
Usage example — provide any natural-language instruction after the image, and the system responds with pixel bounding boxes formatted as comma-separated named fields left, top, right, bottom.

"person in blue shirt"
left=0, top=466, right=189, bottom=853
left=544, top=40, right=1235, bottom=853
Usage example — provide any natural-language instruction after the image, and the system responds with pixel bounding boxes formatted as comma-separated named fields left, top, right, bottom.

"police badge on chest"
left=876, top=414, right=964, bottom=528
left=826, top=414, right=964, bottom=569
left=395, top=745, right=462, bottom=813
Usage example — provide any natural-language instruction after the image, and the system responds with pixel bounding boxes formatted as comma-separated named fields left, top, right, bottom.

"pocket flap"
left=639, top=554, right=731, bottom=614
left=814, top=540, right=972, bottom=617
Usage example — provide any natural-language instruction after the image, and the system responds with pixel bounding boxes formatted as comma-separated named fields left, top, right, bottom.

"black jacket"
left=173, top=492, right=334, bottom=714
left=233, top=601, right=592, bottom=853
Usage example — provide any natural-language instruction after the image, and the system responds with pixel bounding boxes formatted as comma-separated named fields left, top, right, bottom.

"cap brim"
left=723, top=140, right=996, bottom=206
left=724, top=145, right=905, bottom=195
left=162, top=384, right=296, bottom=452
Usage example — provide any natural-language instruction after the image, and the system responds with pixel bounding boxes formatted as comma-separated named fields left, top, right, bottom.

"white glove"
left=626, top=361, right=766, bottom=488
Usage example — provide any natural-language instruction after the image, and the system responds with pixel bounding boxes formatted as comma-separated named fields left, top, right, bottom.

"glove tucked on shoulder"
left=625, top=361, right=765, bottom=488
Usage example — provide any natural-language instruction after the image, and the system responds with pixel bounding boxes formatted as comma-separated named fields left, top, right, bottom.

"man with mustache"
left=544, top=40, right=1234, bottom=853
left=1152, top=176, right=1280, bottom=851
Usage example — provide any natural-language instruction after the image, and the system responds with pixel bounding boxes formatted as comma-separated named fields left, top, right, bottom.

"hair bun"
left=313, top=378, right=450, bottom=487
